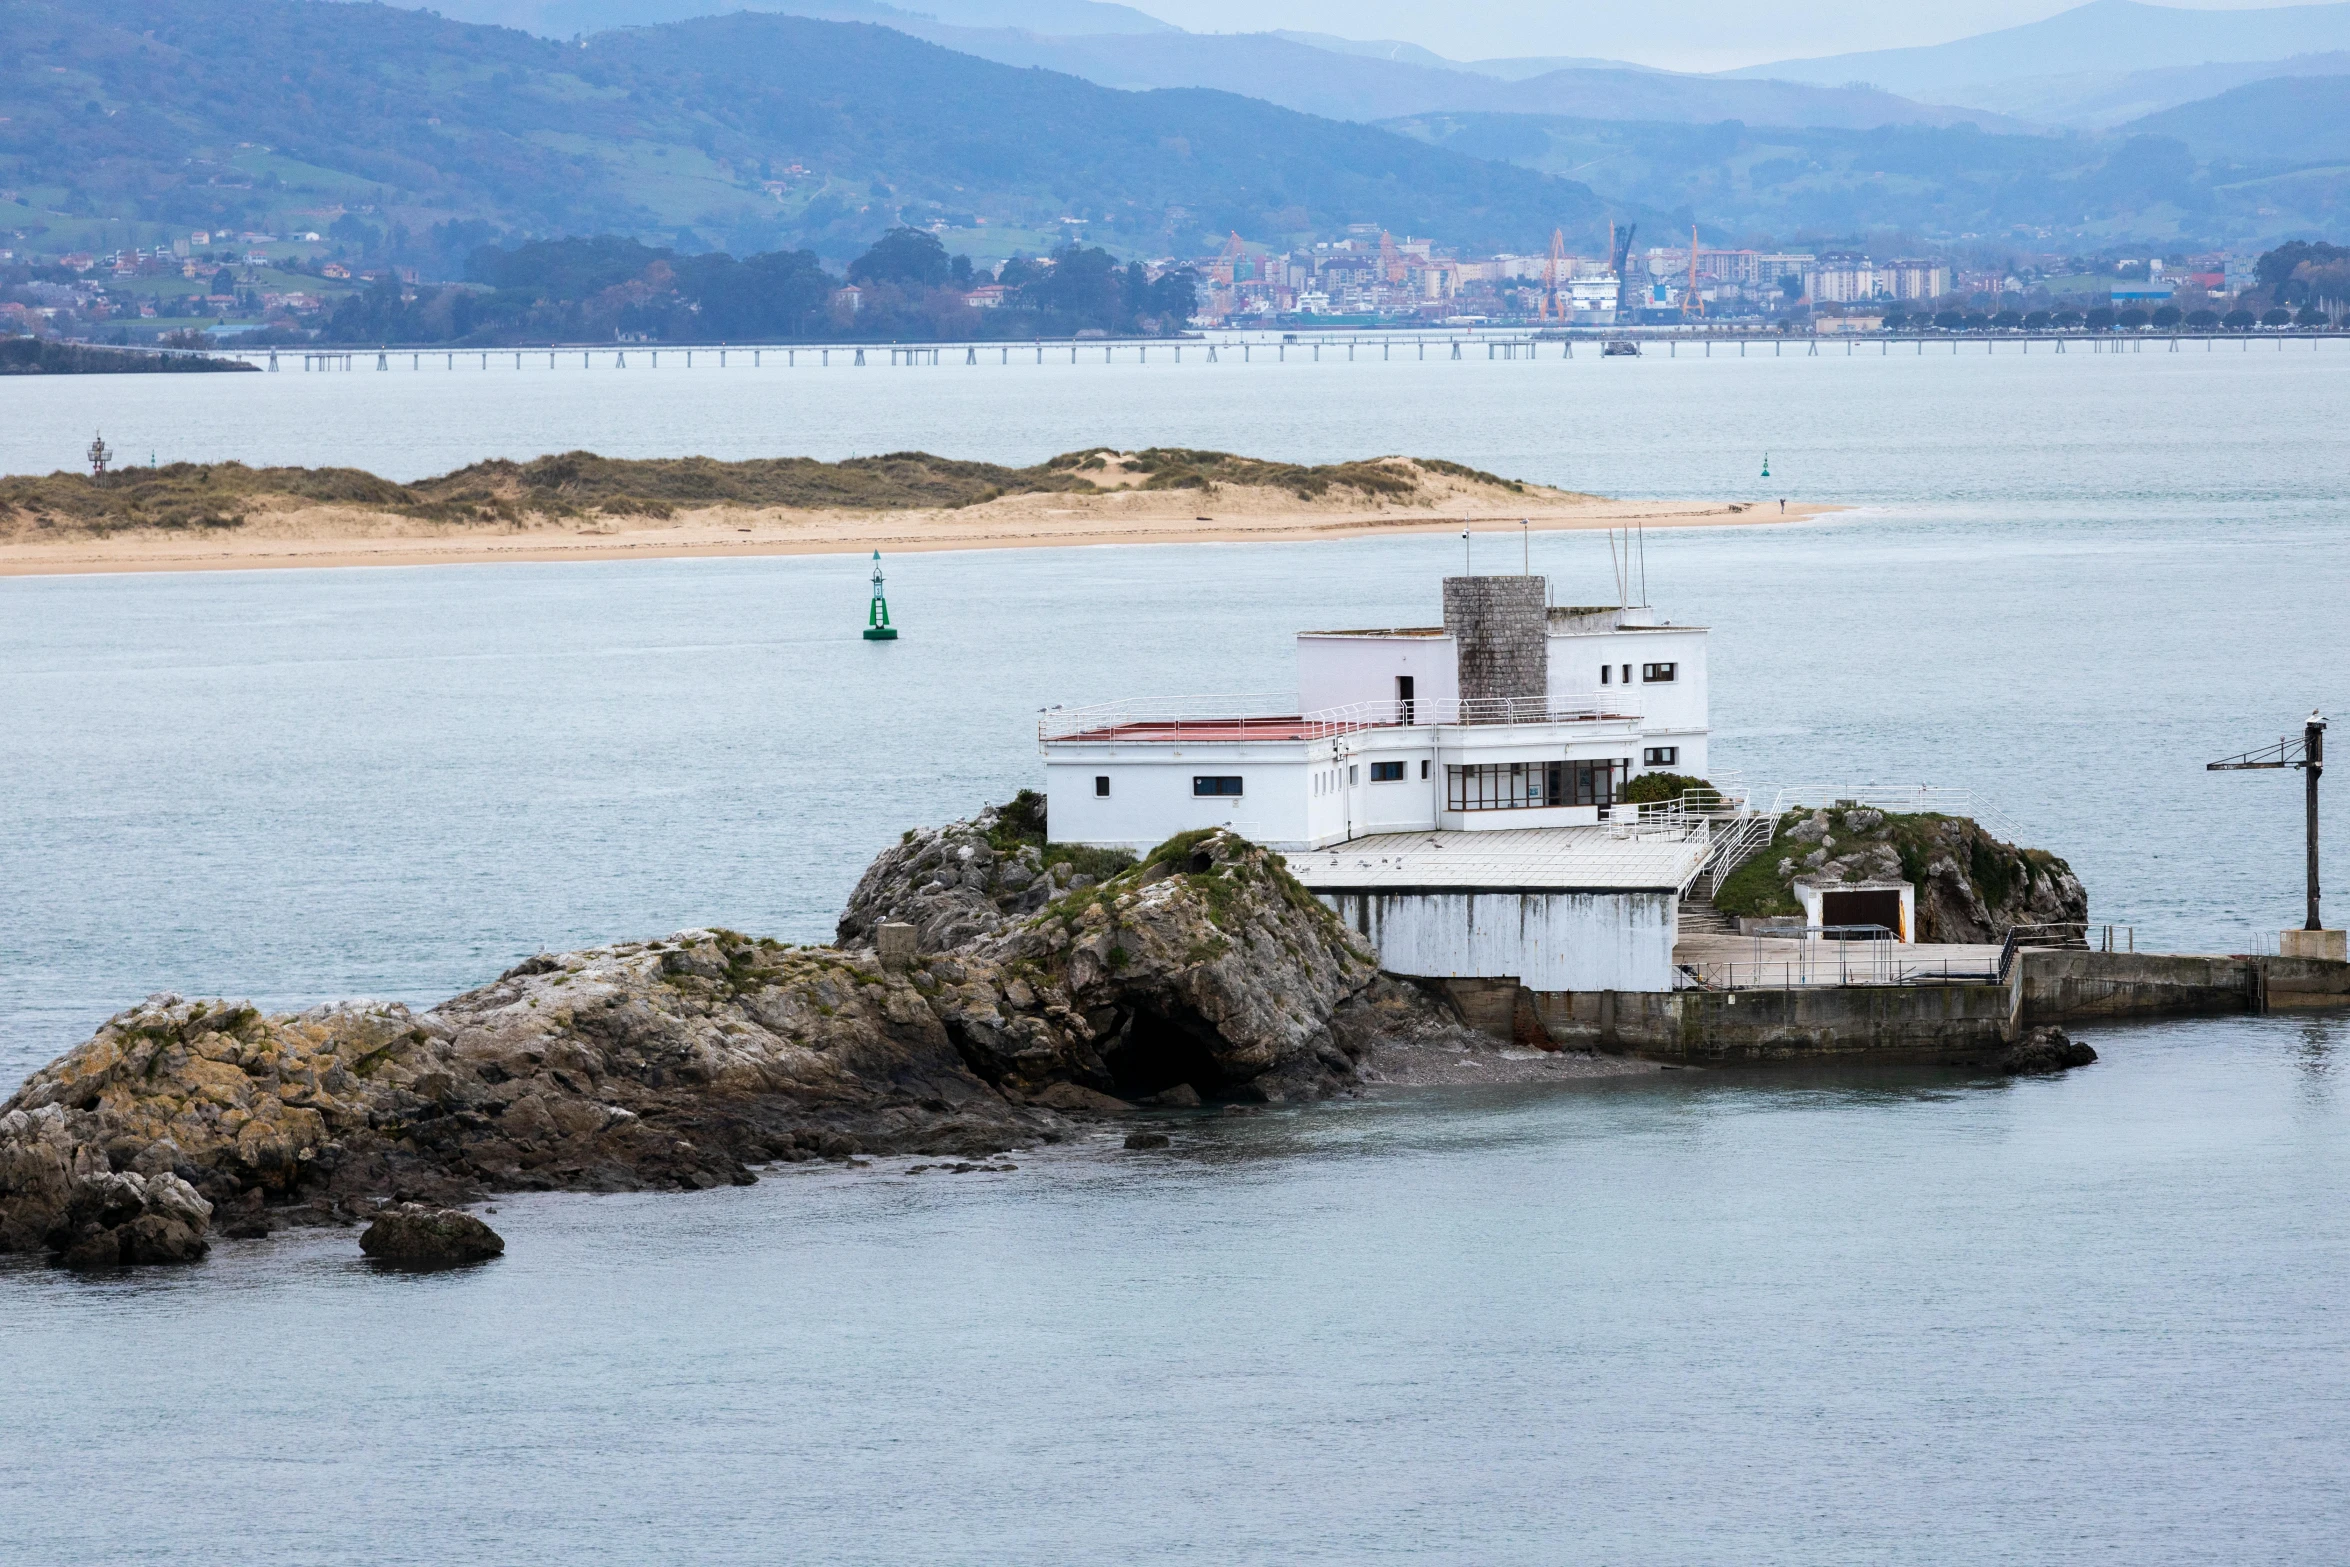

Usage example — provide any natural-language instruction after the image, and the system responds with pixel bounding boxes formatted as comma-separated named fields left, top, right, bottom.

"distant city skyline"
left=1133, top=0, right=2318, bottom=73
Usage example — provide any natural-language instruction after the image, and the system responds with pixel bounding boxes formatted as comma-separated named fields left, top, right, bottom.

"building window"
left=1420, top=760, right=1429, bottom=779
left=1447, top=760, right=1618, bottom=811
left=1370, top=761, right=1405, bottom=782
left=1192, top=775, right=1244, bottom=797
left=1600, top=665, right=1611, bottom=684
left=1094, top=775, right=1111, bottom=797
left=1348, top=765, right=1359, bottom=785
left=1642, top=662, right=1677, bottom=683
left=1643, top=747, right=1678, bottom=767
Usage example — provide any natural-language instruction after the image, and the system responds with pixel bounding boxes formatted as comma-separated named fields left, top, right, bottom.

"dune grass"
left=0, top=449, right=1536, bottom=536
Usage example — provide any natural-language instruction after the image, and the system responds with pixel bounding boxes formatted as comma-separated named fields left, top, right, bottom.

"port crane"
left=2209, top=712, right=2327, bottom=931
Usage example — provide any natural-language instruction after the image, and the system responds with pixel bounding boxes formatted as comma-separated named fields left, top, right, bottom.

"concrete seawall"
left=2017, top=950, right=2350, bottom=1019
left=1419, top=949, right=2350, bottom=1061
left=1529, top=983, right=2014, bottom=1063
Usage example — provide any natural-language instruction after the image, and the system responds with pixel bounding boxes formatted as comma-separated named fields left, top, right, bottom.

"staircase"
left=1678, top=898, right=1733, bottom=937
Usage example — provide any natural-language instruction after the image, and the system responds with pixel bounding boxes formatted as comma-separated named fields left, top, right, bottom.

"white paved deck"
left=1294, top=825, right=1712, bottom=894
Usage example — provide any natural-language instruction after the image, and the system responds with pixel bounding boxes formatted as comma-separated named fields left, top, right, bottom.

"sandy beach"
left=0, top=462, right=1832, bottom=577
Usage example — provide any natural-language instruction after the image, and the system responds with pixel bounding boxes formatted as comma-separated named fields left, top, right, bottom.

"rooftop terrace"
left=1040, top=693, right=1644, bottom=743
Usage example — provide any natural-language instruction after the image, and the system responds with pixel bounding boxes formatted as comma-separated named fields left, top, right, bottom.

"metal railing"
left=1674, top=925, right=2005, bottom=989
left=1038, top=693, right=1295, bottom=741
left=1039, top=691, right=1642, bottom=741
left=1688, top=809, right=1775, bottom=897
left=1994, top=921, right=2091, bottom=983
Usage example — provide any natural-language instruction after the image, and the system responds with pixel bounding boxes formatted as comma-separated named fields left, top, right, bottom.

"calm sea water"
left=2, top=349, right=2346, bottom=1561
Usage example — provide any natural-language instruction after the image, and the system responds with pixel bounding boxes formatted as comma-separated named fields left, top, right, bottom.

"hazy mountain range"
left=10, top=0, right=1641, bottom=263
left=406, top=0, right=2350, bottom=131
left=9, top=0, right=2345, bottom=264
left=1731, top=1, right=2350, bottom=95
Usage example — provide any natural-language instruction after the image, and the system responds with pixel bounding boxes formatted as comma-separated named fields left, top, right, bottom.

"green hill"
left=2125, top=74, right=2350, bottom=165
left=1386, top=108, right=2350, bottom=249
left=2, top=0, right=1629, bottom=268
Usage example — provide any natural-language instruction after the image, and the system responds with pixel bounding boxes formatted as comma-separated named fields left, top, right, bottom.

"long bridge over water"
left=184, top=325, right=2343, bottom=374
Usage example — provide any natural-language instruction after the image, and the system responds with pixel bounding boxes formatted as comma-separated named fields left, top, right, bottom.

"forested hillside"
left=1387, top=107, right=2350, bottom=249
left=2, top=0, right=1629, bottom=265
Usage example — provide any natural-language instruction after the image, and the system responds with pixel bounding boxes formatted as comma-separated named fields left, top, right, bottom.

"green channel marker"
left=863, top=550, right=898, bottom=641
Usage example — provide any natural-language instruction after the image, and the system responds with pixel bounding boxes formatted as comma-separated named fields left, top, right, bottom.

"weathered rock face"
left=360, top=1204, right=505, bottom=1266
left=1, top=811, right=1419, bottom=1261
left=1907, top=819, right=2088, bottom=943
left=837, top=792, right=1132, bottom=955
left=45, top=1166, right=214, bottom=1269
left=1719, top=807, right=2087, bottom=943
left=928, top=829, right=1382, bottom=1104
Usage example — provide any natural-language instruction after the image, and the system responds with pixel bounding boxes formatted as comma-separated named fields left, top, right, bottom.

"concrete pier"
left=1420, top=947, right=2350, bottom=1063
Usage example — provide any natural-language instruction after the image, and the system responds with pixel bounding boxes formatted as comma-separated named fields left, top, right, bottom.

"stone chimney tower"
left=1443, top=576, right=1548, bottom=715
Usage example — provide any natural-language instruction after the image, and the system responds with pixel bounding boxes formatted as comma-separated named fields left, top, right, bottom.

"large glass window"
left=1446, top=760, right=1618, bottom=811
left=1192, top=776, right=1244, bottom=797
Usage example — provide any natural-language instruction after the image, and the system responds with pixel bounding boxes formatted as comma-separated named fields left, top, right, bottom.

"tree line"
left=318, top=228, right=1198, bottom=345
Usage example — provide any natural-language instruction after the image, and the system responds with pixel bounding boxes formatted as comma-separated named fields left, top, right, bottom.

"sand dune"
left=0, top=455, right=1827, bottom=577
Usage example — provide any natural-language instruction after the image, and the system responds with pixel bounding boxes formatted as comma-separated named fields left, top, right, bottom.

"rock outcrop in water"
left=1997, top=1026, right=2098, bottom=1076
left=0, top=811, right=1469, bottom=1264
left=1715, top=807, right=2088, bottom=942
left=360, top=1204, right=505, bottom=1266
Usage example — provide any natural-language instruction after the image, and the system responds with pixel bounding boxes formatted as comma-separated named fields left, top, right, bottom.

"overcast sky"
left=1137, top=0, right=2308, bottom=73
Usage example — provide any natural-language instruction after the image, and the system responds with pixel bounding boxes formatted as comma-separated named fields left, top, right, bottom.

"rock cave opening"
left=1101, top=1004, right=1232, bottom=1101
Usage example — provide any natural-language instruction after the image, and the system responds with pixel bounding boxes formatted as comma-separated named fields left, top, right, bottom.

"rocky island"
left=1, top=792, right=2110, bottom=1271
left=0, top=802, right=1509, bottom=1269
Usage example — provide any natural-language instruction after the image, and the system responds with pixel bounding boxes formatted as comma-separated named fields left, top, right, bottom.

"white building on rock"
left=1038, top=574, right=1733, bottom=993
left=1041, top=575, right=1710, bottom=852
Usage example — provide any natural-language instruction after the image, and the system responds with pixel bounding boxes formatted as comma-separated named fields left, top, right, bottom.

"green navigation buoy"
left=1760, top=452, right=1771, bottom=479
left=863, top=550, right=898, bottom=641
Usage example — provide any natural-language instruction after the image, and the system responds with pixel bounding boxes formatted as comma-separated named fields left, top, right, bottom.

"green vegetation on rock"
left=988, top=789, right=1138, bottom=885
left=1712, top=805, right=2087, bottom=942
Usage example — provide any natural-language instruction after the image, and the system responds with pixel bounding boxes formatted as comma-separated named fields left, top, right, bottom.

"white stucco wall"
left=1046, top=753, right=1315, bottom=851
left=1296, top=633, right=1459, bottom=716
left=1320, top=888, right=1680, bottom=991
left=1548, top=621, right=1710, bottom=779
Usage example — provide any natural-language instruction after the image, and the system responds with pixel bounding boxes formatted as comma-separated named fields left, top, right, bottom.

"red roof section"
left=1061, top=717, right=1326, bottom=742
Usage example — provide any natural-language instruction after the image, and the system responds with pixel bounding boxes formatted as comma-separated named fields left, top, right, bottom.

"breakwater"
left=1433, top=948, right=2350, bottom=1062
